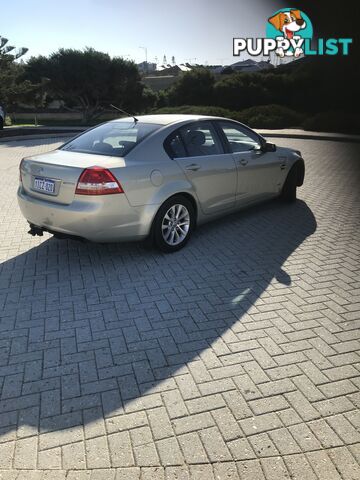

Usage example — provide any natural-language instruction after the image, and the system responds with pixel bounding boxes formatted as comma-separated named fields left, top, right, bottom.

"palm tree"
left=0, top=36, right=28, bottom=59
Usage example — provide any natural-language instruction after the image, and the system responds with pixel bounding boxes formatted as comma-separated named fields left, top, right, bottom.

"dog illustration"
left=268, top=10, right=306, bottom=57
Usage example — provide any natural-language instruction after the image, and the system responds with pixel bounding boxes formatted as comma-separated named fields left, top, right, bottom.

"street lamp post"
left=139, top=46, right=148, bottom=74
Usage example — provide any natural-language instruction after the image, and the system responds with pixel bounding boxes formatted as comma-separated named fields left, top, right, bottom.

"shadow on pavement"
left=0, top=199, right=316, bottom=435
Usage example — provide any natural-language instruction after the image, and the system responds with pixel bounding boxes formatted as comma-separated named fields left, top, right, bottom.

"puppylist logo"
left=267, top=9, right=312, bottom=58
left=233, top=8, right=352, bottom=59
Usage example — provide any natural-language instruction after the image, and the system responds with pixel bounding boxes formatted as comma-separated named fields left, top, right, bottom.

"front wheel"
left=152, top=195, right=195, bottom=253
left=281, top=166, right=298, bottom=202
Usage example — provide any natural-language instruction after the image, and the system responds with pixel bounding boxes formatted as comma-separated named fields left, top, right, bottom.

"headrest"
left=185, top=130, right=206, bottom=146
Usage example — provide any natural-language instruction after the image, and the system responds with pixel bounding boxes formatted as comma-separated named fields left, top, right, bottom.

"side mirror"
left=263, top=141, right=277, bottom=152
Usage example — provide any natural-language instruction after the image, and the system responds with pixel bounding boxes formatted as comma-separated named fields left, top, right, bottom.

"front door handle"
left=185, top=163, right=201, bottom=171
left=237, top=158, right=248, bottom=166
left=280, top=163, right=286, bottom=170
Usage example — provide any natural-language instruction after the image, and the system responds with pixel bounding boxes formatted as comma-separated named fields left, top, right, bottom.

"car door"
left=168, top=121, right=237, bottom=215
left=216, top=121, right=285, bottom=205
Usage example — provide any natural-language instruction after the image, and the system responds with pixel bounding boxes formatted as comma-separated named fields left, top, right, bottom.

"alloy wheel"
left=161, top=204, right=190, bottom=246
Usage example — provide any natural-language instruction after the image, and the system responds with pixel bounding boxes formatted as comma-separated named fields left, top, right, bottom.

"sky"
left=0, top=0, right=284, bottom=65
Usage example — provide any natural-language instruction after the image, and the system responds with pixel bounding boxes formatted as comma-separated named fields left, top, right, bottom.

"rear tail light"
left=75, top=167, right=123, bottom=195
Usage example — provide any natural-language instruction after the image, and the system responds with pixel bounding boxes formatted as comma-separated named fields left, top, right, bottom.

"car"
left=18, top=114, right=305, bottom=252
left=0, top=105, right=5, bottom=130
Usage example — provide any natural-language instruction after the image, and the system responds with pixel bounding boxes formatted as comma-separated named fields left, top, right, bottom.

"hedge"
left=153, top=105, right=359, bottom=133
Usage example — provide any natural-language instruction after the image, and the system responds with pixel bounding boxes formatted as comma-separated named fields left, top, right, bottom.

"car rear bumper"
left=17, top=187, right=159, bottom=242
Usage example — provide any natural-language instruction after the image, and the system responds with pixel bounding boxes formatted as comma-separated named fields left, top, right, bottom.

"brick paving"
left=0, top=136, right=359, bottom=479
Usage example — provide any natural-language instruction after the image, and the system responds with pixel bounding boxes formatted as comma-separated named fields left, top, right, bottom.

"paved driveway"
left=0, top=137, right=359, bottom=479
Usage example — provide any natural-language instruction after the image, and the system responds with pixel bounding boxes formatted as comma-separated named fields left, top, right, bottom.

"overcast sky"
left=1, top=0, right=285, bottom=64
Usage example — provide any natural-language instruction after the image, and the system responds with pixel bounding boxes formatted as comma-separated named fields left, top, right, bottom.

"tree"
left=141, top=87, right=158, bottom=112
left=0, top=35, right=28, bottom=60
left=214, top=73, right=269, bottom=111
left=167, top=68, right=215, bottom=106
left=0, top=36, right=34, bottom=111
left=25, top=48, right=146, bottom=123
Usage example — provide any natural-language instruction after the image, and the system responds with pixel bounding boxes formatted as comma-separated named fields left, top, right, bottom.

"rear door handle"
left=185, top=163, right=201, bottom=171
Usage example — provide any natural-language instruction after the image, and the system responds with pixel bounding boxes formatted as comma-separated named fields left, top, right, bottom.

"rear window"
left=61, top=121, right=161, bottom=157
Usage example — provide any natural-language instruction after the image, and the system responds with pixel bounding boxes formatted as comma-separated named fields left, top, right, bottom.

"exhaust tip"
left=28, top=224, right=44, bottom=237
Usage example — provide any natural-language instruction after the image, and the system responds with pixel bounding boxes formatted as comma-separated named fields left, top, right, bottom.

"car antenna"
left=110, top=104, right=138, bottom=123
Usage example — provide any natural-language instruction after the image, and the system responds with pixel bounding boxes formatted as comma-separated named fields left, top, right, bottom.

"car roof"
left=112, top=114, right=227, bottom=126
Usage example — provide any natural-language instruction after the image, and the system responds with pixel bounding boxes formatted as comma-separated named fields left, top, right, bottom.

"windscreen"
left=61, top=121, right=162, bottom=157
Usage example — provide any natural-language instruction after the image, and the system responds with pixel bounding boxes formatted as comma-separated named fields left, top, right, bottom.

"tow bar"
left=28, top=224, right=44, bottom=237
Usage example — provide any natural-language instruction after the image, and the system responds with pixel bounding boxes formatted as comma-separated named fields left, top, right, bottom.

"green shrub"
left=154, top=104, right=359, bottom=133
left=153, top=104, right=304, bottom=129
left=153, top=105, right=236, bottom=118
left=214, top=73, right=269, bottom=110
left=302, top=111, right=360, bottom=134
left=166, top=69, right=215, bottom=106
left=236, top=104, right=304, bottom=129
left=5, top=115, right=12, bottom=126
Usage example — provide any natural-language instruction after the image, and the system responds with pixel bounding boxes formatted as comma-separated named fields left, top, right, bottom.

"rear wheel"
left=281, top=165, right=298, bottom=202
left=152, top=195, right=195, bottom=253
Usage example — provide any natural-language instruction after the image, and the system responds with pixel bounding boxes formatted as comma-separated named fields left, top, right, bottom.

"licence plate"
left=34, top=177, right=55, bottom=194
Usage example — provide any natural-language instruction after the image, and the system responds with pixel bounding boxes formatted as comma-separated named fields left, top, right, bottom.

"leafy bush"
left=158, top=57, right=358, bottom=131
left=214, top=73, right=269, bottom=110
left=153, top=104, right=304, bottom=129
left=302, top=112, right=360, bottom=134
left=141, top=87, right=158, bottom=113
left=237, top=104, right=305, bottom=129
left=166, top=69, right=215, bottom=106
left=153, top=104, right=359, bottom=133
left=153, top=105, right=236, bottom=118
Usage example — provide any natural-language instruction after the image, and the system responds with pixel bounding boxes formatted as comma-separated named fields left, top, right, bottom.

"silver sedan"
left=18, top=114, right=305, bottom=252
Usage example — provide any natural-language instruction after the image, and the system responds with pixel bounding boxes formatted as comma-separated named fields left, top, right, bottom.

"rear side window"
left=165, top=121, right=223, bottom=158
left=61, top=121, right=161, bottom=157
left=181, top=122, right=222, bottom=157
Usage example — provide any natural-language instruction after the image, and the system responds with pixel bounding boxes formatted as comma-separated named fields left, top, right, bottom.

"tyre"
left=0, top=117, right=3, bottom=130
left=281, top=165, right=298, bottom=202
left=152, top=195, right=195, bottom=253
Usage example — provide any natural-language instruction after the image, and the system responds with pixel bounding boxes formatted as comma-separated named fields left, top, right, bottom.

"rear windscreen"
left=61, top=121, right=161, bottom=157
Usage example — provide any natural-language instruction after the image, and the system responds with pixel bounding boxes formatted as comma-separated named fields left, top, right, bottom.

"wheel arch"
left=173, top=192, right=198, bottom=221
left=157, top=191, right=198, bottom=222
left=148, top=191, right=198, bottom=240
